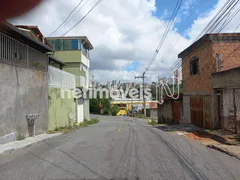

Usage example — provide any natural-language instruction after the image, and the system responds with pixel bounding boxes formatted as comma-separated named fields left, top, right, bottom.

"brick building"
left=178, top=33, right=240, bottom=129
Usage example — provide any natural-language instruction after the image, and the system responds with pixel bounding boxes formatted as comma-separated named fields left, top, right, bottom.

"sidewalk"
left=155, top=123, right=240, bottom=160
left=0, top=133, right=62, bottom=155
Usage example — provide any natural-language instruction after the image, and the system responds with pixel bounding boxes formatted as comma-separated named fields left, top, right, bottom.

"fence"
left=48, top=65, right=76, bottom=89
left=0, top=32, right=48, bottom=71
left=221, top=88, right=240, bottom=133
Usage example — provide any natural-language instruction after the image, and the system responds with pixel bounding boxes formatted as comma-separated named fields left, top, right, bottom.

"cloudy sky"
left=11, top=0, right=240, bottom=84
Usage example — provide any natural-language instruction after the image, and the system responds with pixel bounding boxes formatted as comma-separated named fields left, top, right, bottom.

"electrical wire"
left=162, top=0, right=240, bottom=80
left=162, top=0, right=238, bottom=79
left=144, top=0, right=183, bottom=73
left=165, top=8, right=240, bottom=83
left=61, top=0, right=103, bottom=36
left=48, top=0, right=84, bottom=37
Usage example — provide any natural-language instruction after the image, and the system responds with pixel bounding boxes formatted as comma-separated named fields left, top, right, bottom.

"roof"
left=47, top=36, right=93, bottom=50
left=15, top=25, right=44, bottom=39
left=178, top=33, right=240, bottom=58
left=15, top=25, right=52, bottom=48
left=212, top=66, right=240, bottom=76
left=0, top=21, right=53, bottom=53
left=49, top=56, right=66, bottom=66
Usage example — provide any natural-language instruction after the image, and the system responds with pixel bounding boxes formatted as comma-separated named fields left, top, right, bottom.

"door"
left=190, top=96, right=204, bottom=128
left=173, top=101, right=181, bottom=124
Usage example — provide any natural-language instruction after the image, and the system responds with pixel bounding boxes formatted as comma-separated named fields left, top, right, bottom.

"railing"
left=48, top=65, right=76, bottom=89
left=0, top=32, right=48, bottom=71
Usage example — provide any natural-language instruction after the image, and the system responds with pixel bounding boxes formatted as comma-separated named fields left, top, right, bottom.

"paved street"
left=0, top=115, right=240, bottom=180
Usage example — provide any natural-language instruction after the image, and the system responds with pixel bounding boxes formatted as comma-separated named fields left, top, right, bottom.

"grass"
left=16, top=135, right=25, bottom=141
left=148, top=119, right=157, bottom=126
left=48, top=118, right=100, bottom=134
left=135, top=114, right=145, bottom=119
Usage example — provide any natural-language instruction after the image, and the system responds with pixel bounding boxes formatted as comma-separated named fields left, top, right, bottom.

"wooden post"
left=233, top=89, right=237, bottom=133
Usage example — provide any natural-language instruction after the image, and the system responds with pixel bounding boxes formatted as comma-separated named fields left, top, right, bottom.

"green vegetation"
left=110, top=105, right=120, bottom=116
left=32, top=61, right=46, bottom=69
left=16, top=134, right=25, bottom=141
left=48, top=118, right=100, bottom=134
left=148, top=119, right=157, bottom=126
left=135, top=114, right=145, bottom=119
left=90, top=91, right=120, bottom=116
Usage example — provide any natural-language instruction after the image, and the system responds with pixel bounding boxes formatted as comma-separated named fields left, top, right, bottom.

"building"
left=47, top=36, right=93, bottom=122
left=179, top=33, right=240, bottom=129
left=158, top=95, right=183, bottom=124
left=212, top=67, right=240, bottom=133
left=0, top=21, right=52, bottom=144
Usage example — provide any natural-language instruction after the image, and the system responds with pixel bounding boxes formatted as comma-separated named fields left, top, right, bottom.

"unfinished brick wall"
left=182, top=38, right=240, bottom=94
left=212, top=41, right=240, bottom=72
left=182, top=41, right=215, bottom=93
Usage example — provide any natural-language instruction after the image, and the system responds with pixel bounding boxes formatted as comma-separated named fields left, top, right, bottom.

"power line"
left=61, top=0, right=103, bottom=36
left=162, top=0, right=240, bottom=80
left=160, top=0, right=204, bottom=62
left=156, top=0, right=205, bottom=78
left=165, top=5, right=240, bottom=82
left=163, top=0, right=238, bottom=79
left=144, top=0, right=183, bottom=73
left=48, top=0, right=84, bottom=37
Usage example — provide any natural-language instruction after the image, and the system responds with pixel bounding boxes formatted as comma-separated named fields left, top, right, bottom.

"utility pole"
left=92, top=74, right=94, bottom=88
left=217, top=53, right=221, bottom=72
left=156, top=76, right=159, bottom=101
left=135, top=72, right=146, bottom=118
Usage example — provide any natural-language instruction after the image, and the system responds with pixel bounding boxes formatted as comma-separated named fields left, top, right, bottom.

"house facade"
left=179, top=33, right=240, bottom=129
left=47, top=37, right=93, bottom=123
left=0, top=22, right=52, bottom=144
left=212, top=67, right=240, bottom=133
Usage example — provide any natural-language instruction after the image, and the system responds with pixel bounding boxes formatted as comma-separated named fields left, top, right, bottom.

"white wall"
left=81, top=52, right=90, bottom=68
left=77, top=99, right=84, bottom=123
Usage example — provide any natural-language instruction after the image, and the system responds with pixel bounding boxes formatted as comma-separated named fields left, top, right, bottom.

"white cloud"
left=10, top=0, right=240, bottom=84
left=187, top=0, right=240, bottom=40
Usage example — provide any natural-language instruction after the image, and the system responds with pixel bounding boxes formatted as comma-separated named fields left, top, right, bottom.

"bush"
left=17, top=134, right=25, bottom=141
left=110, top=105, right=120, bottom=116
left=148, top=119, right=157, bottom=126
left=135, top=114, right=145, bottom=119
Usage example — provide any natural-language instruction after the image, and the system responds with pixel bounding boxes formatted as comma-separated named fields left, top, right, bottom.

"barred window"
left=0, top=32, right=48, bottom=71
left=190, top=56, right=199, bottom=75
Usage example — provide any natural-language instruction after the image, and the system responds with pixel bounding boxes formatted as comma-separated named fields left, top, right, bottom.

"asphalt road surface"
left=0, top=115, right=240, bottom=180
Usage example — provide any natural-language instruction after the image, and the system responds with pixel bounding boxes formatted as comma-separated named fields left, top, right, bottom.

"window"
left=72, top=39, right=79, bottom=50
left=190, top=56, right=199, bottom=75
left=48, top=39, right=80, bottom=51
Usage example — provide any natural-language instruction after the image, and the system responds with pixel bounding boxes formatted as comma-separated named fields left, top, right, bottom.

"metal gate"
left=190, top=96, right=211, bottom=128
left=173, top=101, right=181, bottom=124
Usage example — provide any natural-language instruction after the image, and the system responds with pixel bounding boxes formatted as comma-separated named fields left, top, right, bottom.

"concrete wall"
left=48, top=88, right=76, bottom=131
left=0, top=63, right=48, bottom=141
left=158, top=100, right=173, bottom=123
left=84, top=99, right=90, bottom=120
left=77, top=98, right=84, bottom=123
left=212, top=67, right=240, bottom=89
left=182, top=96, right=191, bottom=123
left=53, top=50, right=82, bottom=63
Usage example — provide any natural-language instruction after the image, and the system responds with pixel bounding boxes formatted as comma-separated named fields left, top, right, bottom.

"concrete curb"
left=0, top=133, right=62, bottom=155
left=207, top=144, right=240, bottom=160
